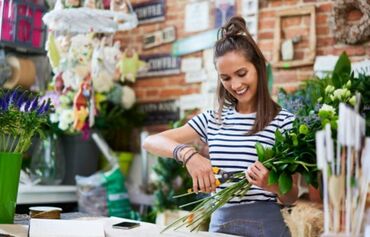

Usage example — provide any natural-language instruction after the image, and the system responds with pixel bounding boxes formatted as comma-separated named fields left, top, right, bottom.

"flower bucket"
left=0, top=152, right=22, bottom=224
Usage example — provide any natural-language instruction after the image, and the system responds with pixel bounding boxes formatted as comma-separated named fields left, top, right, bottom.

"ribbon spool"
left=4, top=56, right=36, bottom=89
left=29, top=206, right=62, bottom=219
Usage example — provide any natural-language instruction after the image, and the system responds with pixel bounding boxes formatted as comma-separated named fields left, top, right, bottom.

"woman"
left=143, top=16, right=297, bottom=237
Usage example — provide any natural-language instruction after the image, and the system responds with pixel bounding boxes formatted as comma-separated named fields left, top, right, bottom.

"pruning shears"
left=212, top=167, right=244, bottom=186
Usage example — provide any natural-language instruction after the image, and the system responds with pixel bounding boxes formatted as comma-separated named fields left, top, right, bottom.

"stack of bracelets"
left=172, top=144, right=198, bottom=167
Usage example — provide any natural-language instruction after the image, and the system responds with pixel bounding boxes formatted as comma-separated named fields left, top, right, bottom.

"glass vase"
left=30, top=134, right=65, bottom=185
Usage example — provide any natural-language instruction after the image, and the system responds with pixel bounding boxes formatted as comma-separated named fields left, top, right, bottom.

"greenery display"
left=0, top=89, right=52, bottom=153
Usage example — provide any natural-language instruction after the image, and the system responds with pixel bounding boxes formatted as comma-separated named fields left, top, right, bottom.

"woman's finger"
left=192, top=176, right=198, bottom=193
left=198, top=176, right=205, bottom=192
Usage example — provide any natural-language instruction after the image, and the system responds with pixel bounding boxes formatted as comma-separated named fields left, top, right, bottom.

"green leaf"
left=302, top=171, right=312, bottom=185
left=275, top=129, right=285, bottom=143
left=268, top=170, right=279, bottom=185
left=277, top=163, right=289, bottom=172
left=288, top=163, right=299, bottom=172
left=278, top=172, right=292, bottom=195
left=255, top=142, right=265, bottom=162
left=264, top=148, right=274, bottom=160
left=333, top=52, right=351, bottom=78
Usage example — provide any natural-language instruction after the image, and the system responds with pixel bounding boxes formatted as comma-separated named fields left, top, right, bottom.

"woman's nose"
left=231, top=80, right=242, bottom=90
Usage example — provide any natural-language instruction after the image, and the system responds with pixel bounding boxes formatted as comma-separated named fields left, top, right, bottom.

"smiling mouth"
left=235, top=87, right=248, bottom=95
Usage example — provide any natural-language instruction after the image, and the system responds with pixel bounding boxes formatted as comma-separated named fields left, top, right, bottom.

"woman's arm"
left=142, top=124, right=217, bottom=193
left=142, top=124, right=200, bottom=158
left=246, top=161, right=298, bottom=205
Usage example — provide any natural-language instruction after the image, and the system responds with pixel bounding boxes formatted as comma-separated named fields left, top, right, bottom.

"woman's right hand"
left=185, top=154, right=217, bottom=193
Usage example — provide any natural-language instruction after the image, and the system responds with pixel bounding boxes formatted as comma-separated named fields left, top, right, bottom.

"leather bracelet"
left=183, top=151, right=198, bottom=167
left=173, top=144, right=189, bottom=164
left=181, top=147, right=196, bottom=163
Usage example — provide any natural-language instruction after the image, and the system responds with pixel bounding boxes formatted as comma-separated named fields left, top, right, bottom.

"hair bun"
left=221, top=16, right=248, bottom=39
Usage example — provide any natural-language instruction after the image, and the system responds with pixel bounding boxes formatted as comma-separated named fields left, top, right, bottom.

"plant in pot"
left=0, top=89, right=51, bottom=223
left=94, top=100, right=145, bottom=176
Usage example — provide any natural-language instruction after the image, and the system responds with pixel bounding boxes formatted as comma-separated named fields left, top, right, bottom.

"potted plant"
left=0, top=89, right=51, bottom=223
left=94, top=100, right=145, bottom=176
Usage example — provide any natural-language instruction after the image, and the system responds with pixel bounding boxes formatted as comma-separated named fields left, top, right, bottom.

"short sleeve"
left=279, top=112, right=295, bottom=134
left=187, top=110, right=212, bottom=143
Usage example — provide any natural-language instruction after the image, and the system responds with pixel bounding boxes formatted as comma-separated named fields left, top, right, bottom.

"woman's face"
left=216, top=51, right=258, bottom=111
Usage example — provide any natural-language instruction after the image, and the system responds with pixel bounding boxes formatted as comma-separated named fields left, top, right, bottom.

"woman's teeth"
left=236, top=87, right=248, bottom=95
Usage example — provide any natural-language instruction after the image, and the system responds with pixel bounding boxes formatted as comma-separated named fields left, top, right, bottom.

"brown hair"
left=214, top=16, right=281, bottom=135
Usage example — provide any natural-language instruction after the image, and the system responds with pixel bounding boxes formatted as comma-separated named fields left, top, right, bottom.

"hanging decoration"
left=43, top=0, right=139, bottom=134
left=333, top=0, right=370, bottom=44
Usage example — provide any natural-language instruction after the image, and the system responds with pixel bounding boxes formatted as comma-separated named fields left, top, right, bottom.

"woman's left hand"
left=245, top=161, right=277, bottom=194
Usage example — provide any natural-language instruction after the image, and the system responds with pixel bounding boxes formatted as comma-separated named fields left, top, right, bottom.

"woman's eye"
left=220, top=76, right=230, bottom=81
left=238, top=72, right=246, bottom=77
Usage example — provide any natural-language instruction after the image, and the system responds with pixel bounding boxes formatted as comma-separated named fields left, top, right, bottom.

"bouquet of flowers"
left=0, top=89, right=52, bottom=153
left=162, top=52, right=370, bottom=232
left=45, top=33, right=140, bottom=139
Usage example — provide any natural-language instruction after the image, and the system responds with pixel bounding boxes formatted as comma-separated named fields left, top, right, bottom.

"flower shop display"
left=160, top=52, right=370, bottom=233
left=0, top=89, right=51, bottom=223
left=316, top=104, right=369, bottom=237
left=41, top=2, right=144, bottom=183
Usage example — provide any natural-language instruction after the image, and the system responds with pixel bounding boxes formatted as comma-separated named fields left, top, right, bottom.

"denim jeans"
left=209, top=202, right=291, bottom=237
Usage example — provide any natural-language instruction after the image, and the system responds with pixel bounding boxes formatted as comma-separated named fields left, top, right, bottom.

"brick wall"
left=115, top=0, right=370, bottom=103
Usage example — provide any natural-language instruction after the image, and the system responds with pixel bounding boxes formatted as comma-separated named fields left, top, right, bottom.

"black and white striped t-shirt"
left=187, top=106, right=295, bottom=205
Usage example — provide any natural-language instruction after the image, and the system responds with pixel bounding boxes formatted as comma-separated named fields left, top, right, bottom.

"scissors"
left=212, top=167, right=244, bottom=185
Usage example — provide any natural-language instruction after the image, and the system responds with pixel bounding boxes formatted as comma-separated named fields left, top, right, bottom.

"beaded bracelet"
left=183, top=151, right=198, bottom=167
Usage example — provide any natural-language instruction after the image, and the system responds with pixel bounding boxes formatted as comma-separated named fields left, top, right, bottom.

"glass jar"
left=30, top=134, right=65, bottom=185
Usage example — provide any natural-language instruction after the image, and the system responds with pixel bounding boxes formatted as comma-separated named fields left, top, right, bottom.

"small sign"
left=133, top=0, right=165, bottom=24
left=138, top=100, right=179, bottom=125
left=143, top=26, right=176, bottom=49
left=185, top=69, right=207, bottom=84
left=181, top=57, right=202, bottom=72
left=138, top=54, right=181, bottom=78
left=172, top=29, right=218, bottom=56
left=185, top=1, right=209, bottom=32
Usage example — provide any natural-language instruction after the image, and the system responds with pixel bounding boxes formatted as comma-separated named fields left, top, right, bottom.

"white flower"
left=49, top=113, right=60, bottom=123
left=60, top=109, right=74, bottom=125
left=59, top=95, right=72, bottom=105
left=333, top=88, right=351, bottom=101
left=325, top=85, right=335, bottom=94
left=58, top=121, right=69, bottom=131
left=92, top=72, right=114, bottom=93
left=320, top=104, right=336, bottom=115
left=121, top=86, right=136, bottom=109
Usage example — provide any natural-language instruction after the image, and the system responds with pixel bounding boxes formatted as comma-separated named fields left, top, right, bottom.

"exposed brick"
left=316, top=14, right=328, bottom=25
left=346, top=9, right=363, bottom=22
left=282, top=16, right=302, bottom=28
left=274, top=70, right=299, bottom=84
left=317, top=2, right=333, bottom=13
left=283, top=27, right=309, bottom=39
left=335, top=47, right=366, bottom=56
left=317, top=37, right=336, bottom=47
left=258, top=31, right=274, bottom=40
left=145, top=89, right=159, bottom=97
left=316, top=26, right=329, bottom=35
left=159, top=88, right=185, bottom=98
left=258, top=19, right=275, bottom=29
left=259, top=10, right=276, bottom=18
left=258, top=40, right=274, bottom=51
left=134, top=78, right=167, bottom=87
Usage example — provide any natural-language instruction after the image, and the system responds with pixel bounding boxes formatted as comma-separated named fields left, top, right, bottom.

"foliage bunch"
left=0, top=89, right=52, bottom=153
